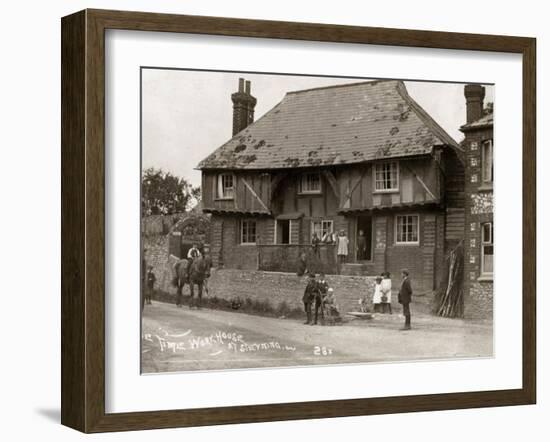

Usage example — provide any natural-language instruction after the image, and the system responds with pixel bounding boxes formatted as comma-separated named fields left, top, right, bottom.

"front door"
left=356, top=216, right=373, bottom=261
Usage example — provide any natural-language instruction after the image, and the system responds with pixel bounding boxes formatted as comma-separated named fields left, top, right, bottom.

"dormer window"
left=374, top=162, right=399, bottom=192
left=482, top=139, right=493, bottom=183
left=217, top=173, right=235, bottom=199
left=299, top=172, right=321, bottom=194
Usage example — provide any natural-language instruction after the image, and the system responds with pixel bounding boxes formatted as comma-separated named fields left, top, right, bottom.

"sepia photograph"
left=140, top=68, right=495, bottom=374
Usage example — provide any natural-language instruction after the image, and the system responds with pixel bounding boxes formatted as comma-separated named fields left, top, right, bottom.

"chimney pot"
left=464, top=84, right=485, bottom=124
left=231, top=78, right=257, bottom=136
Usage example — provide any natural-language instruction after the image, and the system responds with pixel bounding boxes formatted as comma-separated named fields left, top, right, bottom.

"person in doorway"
left=398, top=269, right=413, bottom=330
left=357, top=229, right=367, bottom=260
left=302, top=272, right=319, bottom=325
left=145, top=265, right=156, bottom=305
left=336, top=230, right=349, bottom=268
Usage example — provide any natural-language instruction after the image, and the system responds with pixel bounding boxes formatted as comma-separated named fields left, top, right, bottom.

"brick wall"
left=462, top=126, right=494, bottom=319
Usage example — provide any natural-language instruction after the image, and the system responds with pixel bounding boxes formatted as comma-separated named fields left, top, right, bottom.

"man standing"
left=302, top=273, right=318, bottom=325
left=314, top=273, right=329, bottom=325
left=356, top=229, right=366, bottom=260
left=398, top=269, right=413, bottom=330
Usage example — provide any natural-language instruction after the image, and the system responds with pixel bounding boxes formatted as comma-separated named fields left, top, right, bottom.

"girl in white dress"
left=380, top=272, right=393, bottom=314
left=372, top=276, right=383, bottom=312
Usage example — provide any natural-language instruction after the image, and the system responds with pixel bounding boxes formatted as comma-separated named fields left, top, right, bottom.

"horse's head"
left=190, top=256, right=207, bottom=277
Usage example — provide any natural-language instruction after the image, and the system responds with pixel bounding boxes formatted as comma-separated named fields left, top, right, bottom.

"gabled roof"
left=460, top=112, right=494, bottom=132
left=197, top=80, right=459, bottom=170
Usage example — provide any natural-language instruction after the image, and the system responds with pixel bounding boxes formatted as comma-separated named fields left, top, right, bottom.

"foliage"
left=141, top=167, right=200, bottom=215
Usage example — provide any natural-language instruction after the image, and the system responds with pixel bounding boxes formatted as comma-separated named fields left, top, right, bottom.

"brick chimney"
left=464, top=84, right=486, bottom=124
left=231, top=78, right=257, bottom=136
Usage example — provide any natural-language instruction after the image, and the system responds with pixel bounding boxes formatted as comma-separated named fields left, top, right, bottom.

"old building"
left=460, top=84, right=494, bottom=318
left=197, top=78, right=465, bottom=293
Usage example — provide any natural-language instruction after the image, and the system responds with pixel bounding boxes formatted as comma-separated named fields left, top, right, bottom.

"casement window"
left=311, top=220, right=334, bottom=242
left=217, top=173, right=235, bottom=199
left=299, top=172, right=321, bottom=194
left=481, top=139, right=494, bottom=183
left=481, top=222, right=494, bottom=275
left=395, top=214, right=419, bottom=244
left=374, top=162, right=399, bottom=192
left=241, top=219, right=257, bottom=245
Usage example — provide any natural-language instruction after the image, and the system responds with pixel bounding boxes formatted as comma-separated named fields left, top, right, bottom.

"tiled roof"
left=460, top=112, right=494, bottom=131
left=197, top=80, right=459, bottom=170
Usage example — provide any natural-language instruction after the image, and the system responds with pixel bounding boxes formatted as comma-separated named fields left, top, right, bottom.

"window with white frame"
left=374, top=162, right=399, bottom=191
left=300, top=172, right=321, bottom=194
left=217, top=173, right=235, bottom=199
left=395, top=215, right=419, bottom=244
left=241, top=219, right=257, bottom=244
left=311, top=220, right=334, bottom=242
left=481, top=139, right=494, bottom=183
left=481, top=222, right=493, bottom=275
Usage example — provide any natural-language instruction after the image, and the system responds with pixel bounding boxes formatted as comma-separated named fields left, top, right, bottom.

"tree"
left=141, top=168, right=200, bottom=215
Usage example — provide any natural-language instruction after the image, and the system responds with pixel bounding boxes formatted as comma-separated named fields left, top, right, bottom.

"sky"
left=142, top=69, right=494, bottom=187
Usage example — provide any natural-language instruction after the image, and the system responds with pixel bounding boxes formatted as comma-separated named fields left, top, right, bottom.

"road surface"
left=141, top=302, right=493, bottom=374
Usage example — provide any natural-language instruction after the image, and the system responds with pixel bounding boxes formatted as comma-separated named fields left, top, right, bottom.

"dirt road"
left=141, top=302, right=493, bottom=373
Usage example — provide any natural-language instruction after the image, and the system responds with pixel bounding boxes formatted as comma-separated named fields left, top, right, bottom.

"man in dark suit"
left=302, top=273, right=319, bottom=325
left=398, top=269, right=413, bottom=330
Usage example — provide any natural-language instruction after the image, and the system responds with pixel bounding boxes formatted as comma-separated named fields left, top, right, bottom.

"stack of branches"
left=434, top=240, right=464, bottom=318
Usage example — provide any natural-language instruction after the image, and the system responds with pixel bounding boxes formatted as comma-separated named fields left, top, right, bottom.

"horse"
left=173, top=256, right=209, bottom=308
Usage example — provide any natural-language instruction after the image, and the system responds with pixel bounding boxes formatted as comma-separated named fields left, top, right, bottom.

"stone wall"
left=168, top=268, right=377, bottom=314
left=464, top=280, right=493, bottom=319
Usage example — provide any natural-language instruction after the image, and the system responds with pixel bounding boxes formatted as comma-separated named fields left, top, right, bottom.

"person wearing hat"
left=186, top=242, right=202, bottom=280
left=313, top=273, right=329, bottom=325
left=398, top=269, right=413, bottom=330
left=302, top=272, right=319, bottom=325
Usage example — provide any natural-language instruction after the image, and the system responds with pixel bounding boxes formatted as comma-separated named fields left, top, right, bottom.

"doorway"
left=356, top=216, right=373, bottom=261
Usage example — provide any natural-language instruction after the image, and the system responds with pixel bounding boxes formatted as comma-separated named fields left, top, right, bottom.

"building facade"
left=198, top=79, right=465, bottom=294
left=461, top=85, right=494, bottom=319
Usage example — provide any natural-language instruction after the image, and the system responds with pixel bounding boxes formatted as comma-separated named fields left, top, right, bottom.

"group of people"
left=309, top=229, right=351, bottom=264
left=302, top=268, right=414, bottom=331
left=302, top=272, right=341, bottom=326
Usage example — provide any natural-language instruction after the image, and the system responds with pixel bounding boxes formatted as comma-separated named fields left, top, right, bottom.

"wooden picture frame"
left=61, top=9, right=536, bottom=433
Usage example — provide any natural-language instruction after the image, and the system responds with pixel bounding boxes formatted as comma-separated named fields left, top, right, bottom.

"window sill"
left=477, top=275, right=493, bottom=282
left=477, top=184, right=494, bottom=192
left=240, top=243, right=257, bottom=246
left=373, top=189, right=399, bottom=194
left=297, top=192, right=322, bottom=196
left=394, top=242, right=420, bottom=246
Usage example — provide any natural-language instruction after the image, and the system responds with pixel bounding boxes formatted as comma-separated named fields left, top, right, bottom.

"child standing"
left=380, top=272, right=393, bottom=314
left=372, top=276, right=383, bottom=313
